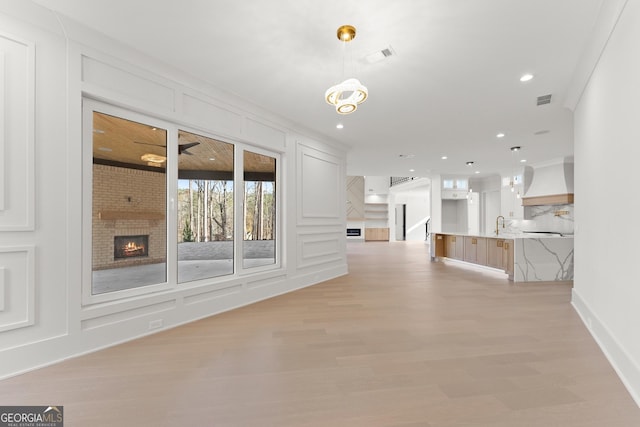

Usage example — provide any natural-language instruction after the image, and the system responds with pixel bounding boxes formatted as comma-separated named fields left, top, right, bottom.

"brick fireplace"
left=92, top=164, right=167, bottom=270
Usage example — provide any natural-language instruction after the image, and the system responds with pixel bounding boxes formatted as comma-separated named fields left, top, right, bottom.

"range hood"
left=521, top=158, right=574, bottom=206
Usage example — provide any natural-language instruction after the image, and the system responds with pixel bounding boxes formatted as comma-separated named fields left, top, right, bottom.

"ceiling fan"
left=134, top=141, right=200, bottom=155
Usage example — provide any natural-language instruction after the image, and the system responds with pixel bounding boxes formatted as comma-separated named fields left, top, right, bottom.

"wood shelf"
left=98, top=211, right=165, bottom=220
left=522, top=193, right=574, bottom=206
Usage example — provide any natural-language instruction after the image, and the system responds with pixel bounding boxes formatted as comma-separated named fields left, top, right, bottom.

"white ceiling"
left=32, top=0, right=603, bottom=178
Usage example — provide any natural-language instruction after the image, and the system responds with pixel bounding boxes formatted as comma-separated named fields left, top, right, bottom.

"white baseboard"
left=571, top=289, right=640, bottom=407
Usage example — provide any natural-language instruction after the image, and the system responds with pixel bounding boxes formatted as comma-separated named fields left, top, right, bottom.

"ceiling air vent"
left=536, top=94, right=552, bottom=106
left=365, top=46, right=395, bottom=63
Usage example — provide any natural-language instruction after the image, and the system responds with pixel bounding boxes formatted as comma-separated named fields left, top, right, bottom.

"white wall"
left=391, top=193, right=429, bottom=241
left=0, top=2, right=348, bottom=378
left=388, top=178, right=430, bottom=242
left=483, top=191, right=501, bottom=235
left=364, top=176, right=389, bottom=195
left=441, top=199, right=470, bottom=234
left=572, top=0, right=640, bottom=406
left=429, top=175, right=442, bottom=233
left=470, top=175, right=501, bottom=235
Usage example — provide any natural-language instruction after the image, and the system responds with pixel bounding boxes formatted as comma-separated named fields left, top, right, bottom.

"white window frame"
left=235, top=145, right=282, bottom=276
left=82, top=99, right=177, bottom=305
left=82, top=99, right=283, bottom=305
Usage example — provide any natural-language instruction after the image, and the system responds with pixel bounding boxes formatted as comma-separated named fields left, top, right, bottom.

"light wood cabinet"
left=365, top=228, right=390, bottom=241
left=476, top=237, right=487, bottom=265
left=445, top=235, right=464, bottom=260
left=487, top=239, right=505, bottom=269
left=464, top=237, right=487, bottom=265
left=436, top=234, right=513, bottom=279
left=434, top=234, right=446, bottom=257
left=462, top=237, right=475, bottom=263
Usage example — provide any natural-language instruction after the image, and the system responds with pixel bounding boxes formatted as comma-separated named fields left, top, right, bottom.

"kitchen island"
left=431, top=232, right=573, bottom=282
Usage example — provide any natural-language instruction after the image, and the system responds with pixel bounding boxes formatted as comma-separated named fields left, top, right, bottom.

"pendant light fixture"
left=325, top=25, right=368, bottom=115
left=510, top=146, right=522, bottom=198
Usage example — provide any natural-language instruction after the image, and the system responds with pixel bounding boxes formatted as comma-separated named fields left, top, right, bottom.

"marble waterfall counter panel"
left=513, top=237, right=573, bottom=282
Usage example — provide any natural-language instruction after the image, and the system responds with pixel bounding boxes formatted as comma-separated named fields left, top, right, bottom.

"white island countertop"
left=436, top=231, right=573, bottom=239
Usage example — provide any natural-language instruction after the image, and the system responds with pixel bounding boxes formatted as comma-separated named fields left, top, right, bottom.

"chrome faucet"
left=496, top=215, right=505, bottom=235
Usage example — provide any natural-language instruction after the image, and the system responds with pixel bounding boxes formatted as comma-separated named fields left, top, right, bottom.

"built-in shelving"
left=364, top=203, right=389, bottom=241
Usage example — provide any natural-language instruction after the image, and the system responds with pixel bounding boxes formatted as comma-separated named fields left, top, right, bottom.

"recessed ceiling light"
left=466, top=161, right=474, bottom=166
left=441, top=156, right=448, bottom=160
left=520, top=159, right=527, bottom=163
left=475, top=171, right=480, bottom=174
left=336, top=123, right=344, bottom=129
left=510, top=146, right=521, bottom=152
left=409, top=169, right=415, bottom=172
left=520, top=73, right=534, bottom=82
left=496, top=133, right=505, bottom=138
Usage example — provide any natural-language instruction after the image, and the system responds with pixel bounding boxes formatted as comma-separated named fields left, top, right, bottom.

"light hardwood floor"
left=2, top=241, right=639, bottom=426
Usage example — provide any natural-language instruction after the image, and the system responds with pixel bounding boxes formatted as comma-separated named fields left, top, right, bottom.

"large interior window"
left=177, top=130, right=234, bottom=283
left=84, top=101, right=280, bottom=303
left=90, top=111, right=168, bottom=295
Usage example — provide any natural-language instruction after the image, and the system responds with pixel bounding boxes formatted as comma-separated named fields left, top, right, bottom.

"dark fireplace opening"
left=114, top=235, right=149, bottom=259
left=346, top=228, right=362, bottom=237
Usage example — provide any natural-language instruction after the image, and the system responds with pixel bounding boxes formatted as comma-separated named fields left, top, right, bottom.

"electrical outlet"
left=148, top=319, right=163, bottom=330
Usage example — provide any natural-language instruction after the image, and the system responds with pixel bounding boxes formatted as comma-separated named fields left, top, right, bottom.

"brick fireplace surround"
left=92, top=164, right=167, bottom=270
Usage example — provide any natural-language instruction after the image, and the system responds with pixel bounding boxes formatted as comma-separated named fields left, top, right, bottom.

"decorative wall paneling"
left=296, top=230, right=344, bottom=270
left=181, top=92, right=243, bottom=138
left=0, top=32, right=35, bottom=231
left=297, top=143, right=344, bottom=225
left=245, top=273, right=289, bottom=290
left=0, top=246, right=35, bottom=333
left=80, top=300, right=176, bottom=331
left=81, top=55, right=175, bottom=113
left=245, top=117, right=287, bottom=150
left=82, top=54, right=289, bottom=152
left=182, top=284, right=244, bottom=306
left=0, top=51, right=4, bottom=212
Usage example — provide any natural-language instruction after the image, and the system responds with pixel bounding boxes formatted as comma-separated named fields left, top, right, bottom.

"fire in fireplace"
left=114, top=235, right=149, bottom=259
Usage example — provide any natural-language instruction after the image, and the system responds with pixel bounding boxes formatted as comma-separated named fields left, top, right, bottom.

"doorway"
left=395, top=204, right=406, bottom=241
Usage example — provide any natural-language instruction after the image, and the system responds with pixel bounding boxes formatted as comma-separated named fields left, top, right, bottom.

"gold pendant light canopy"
left=337, top=25, right=356, bottom=42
